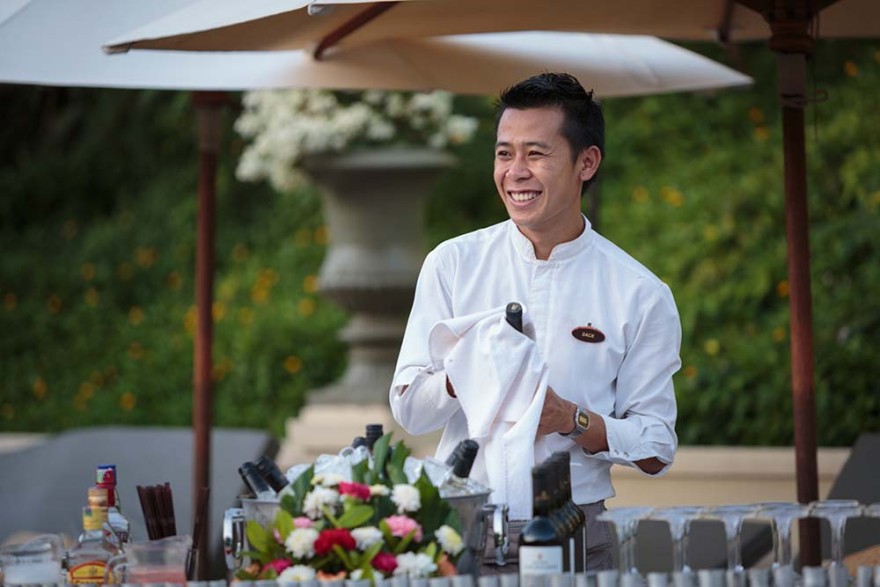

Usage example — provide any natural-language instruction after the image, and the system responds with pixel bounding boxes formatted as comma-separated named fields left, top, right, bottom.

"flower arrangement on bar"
left=234, top=89, right=480, bottom=192
left=236, top=435, right=465, bottom=583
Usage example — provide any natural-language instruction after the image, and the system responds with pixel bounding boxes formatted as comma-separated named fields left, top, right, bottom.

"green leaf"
left=332, top=544, right=355, bottom=569
left=413, top=470, right=450, bottom=537
left=351, top=458, right=369, bottom=484
left=274, top=508, right=294, bottom=540
left=245, top=520, right=270, bottom=556
left=336, top=504, right=375, bottom=529
left=288, top=465, right=314, bottom=515
left=322, top=504, right=341, bottom=527
left=371, top=433, right=392, bottom=481
left=424, top=541, right=438, bottom=560
left=393, top=528, right=417, bottom=555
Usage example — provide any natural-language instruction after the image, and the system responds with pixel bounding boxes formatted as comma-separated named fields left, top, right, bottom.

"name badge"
left=572, top=324, right=605, bottom=343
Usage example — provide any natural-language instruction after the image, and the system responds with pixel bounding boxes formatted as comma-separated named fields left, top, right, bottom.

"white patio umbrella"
left=1, top=0, right=750, bottom=576
left=104, top=0, right=880, bottom=566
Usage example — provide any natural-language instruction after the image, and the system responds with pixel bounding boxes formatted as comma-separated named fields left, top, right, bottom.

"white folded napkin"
left=427, top=305, right=551, bottom=519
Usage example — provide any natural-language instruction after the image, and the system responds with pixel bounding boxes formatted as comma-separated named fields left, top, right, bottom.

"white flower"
left=350, top=569, right=365, bottom=580
left=302, top=486, right=340, bottom=519
left=393, top=552, right=437, bottom=578
left=284, top=527, right=319, bottom=559
left=369, top=484, right=390, bottom=497
left=435, top=524, right=464, bottom=556
left=319, top=473, right=346, bottom=487
left=234, top=88, right=478, bottom=194
left=391, top=484, right=421, bottom=513
left=278, top=564, right=317, bottom=582
left=351, top=526, right=384, bottom=551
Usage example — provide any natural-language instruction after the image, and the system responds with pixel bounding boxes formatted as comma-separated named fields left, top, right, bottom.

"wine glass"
left=597, top=507, right=653, bottom=576
left=649, top=506, right=705, bottom=573
left=808, top=499, right=863, bottom=577
left=754, top=501, right=810, bottom=568
left=700, top=504, right=758, bottom=573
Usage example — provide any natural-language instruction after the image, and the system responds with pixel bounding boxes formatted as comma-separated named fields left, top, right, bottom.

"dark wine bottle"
left=440, top=439, right=479, bottom=496
left=520, top=465, right=565, bottom=586
left=255, top=455, right=290, bottom=493
left=238, top=461, right=276, bottom=500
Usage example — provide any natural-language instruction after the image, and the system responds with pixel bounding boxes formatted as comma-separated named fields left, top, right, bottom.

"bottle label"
left=68, top=560, right=107, bottom=584
left=520, top=545, right=564, bottom=581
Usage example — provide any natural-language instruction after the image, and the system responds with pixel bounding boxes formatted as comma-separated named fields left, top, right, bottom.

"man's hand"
left=537, top=386, right=576, bottom=435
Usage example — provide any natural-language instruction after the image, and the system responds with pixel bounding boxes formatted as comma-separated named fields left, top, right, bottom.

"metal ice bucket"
left=223, top=497, right=279, bottom=571
left=443, top=489, right=509, bottom=576
left=223, top=493, right=509, bottom=575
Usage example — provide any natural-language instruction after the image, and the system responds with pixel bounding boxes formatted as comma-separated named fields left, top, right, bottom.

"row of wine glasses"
left=597, top=500, right=880, bottom=577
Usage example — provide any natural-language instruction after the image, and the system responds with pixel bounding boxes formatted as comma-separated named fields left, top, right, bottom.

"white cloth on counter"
left=427, top=305, right=552, bottom=520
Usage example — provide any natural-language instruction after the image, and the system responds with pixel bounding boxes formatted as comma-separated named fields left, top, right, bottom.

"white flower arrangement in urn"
left=234, top=89, right=480, bottom=192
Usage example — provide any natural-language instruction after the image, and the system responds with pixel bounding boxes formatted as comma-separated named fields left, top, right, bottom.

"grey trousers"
left=481, top=501, right=615, bottom=575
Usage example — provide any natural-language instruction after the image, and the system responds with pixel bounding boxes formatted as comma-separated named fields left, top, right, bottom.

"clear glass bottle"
left=96, top=464, right=130, bottom=543
left=66, top=506, right=118, bottom=585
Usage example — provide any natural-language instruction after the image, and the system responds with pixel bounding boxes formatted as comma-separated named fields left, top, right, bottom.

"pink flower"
left=293, top=516, right=314, bottom=529
left=384, top=515, right=423, bottom=542
left=338, top=481, right=372, bottom=501
left=371, top=552, right=398, bottom=574
left=263, top=558, right=292, bottom=575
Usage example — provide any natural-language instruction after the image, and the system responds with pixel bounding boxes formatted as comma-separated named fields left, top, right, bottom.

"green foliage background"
left=1, top=40, right=878, bottom=445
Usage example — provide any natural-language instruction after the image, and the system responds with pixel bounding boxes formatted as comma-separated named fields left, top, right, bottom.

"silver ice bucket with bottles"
left=444, top=489, right=509, bottom=576
left=223, top=497, right=279, bottom=572
left=223, top=493, right=508, bottom=575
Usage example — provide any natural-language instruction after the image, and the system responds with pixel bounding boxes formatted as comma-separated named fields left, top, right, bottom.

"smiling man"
left=389, top=73, right=682, bottom=572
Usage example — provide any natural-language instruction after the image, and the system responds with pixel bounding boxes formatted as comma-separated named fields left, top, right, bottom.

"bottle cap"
left=451, top=439, right=479, bottom=479
left=96, top=464, right=117, bottom=487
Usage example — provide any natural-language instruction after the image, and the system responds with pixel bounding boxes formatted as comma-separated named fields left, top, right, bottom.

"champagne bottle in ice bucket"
left=238, top=462, right=276, bottom=500
left=255, top=456, right=290, bottom=494
left=441, top=439, right=479, bottom=497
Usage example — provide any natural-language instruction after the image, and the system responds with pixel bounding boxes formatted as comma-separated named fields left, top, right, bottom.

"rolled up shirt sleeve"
left=390, top=247, right=462, bottom=435
left=587, top=282, right=681, bottom=475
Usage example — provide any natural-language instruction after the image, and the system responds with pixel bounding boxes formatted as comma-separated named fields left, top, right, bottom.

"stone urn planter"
left=302, top=146, right=456, bottom=405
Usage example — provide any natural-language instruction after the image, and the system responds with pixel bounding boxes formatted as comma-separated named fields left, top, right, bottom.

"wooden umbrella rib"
left=313, top=2, right=399, bottom=60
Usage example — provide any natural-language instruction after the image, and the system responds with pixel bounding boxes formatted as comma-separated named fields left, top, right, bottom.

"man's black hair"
left=497, top=72, right=604, bottom=191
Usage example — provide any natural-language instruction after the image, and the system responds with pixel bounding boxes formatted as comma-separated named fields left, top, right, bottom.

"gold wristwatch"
left=560, top=406, right=590, bottom=439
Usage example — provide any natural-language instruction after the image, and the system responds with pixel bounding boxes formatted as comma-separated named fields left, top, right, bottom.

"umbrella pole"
left=764, top=2, right=820, bottom=565
left=192, top=91, right=225, bottom=579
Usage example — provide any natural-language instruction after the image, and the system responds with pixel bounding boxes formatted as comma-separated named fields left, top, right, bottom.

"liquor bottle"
left=440, top=439, right=479, bottom=496
left=519, top=466, right=565, bottom=587
left=95, top=464, right=130, bottom=544
left=238, top=461, right=276, bottom=500
left=255, top=455, right=290, bottom=493
left=66, top=506, right=118, bottom=585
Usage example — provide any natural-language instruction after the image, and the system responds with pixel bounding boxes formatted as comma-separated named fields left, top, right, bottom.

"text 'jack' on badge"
left=572, top=323, right=605, bottom=343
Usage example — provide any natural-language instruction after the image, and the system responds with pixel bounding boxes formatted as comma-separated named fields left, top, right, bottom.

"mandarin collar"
left=507, top=215, right=594, bottom=262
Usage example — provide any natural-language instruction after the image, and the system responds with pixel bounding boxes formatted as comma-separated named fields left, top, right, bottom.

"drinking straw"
left=136, top=484, right=159, bottom=539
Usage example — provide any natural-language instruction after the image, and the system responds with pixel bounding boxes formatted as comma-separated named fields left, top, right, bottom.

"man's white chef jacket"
left=390, top=216, right=681, bottom=508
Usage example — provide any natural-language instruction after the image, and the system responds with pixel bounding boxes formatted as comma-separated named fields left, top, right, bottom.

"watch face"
left=576, top=410, right=590, bottom=430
